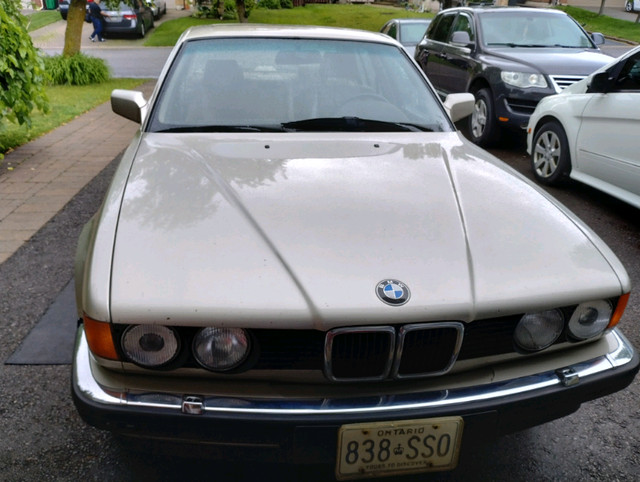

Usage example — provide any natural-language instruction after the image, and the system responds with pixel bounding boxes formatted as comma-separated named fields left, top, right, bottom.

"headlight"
left=568, top=300, right=612, bottom=340
left=193, top=327, right=250, bottom=371
left=501, top=71, right=548, bottom=89
left=121, top=325, right=180, bottom=367
left=514, top=309, right=564, bottom=352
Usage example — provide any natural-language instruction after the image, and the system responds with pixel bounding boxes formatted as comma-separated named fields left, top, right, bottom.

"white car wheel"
left=531, top=121, right=571, bottom=186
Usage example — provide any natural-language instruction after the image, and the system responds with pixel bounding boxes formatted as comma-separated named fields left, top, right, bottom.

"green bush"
left=280, top=0, right=293, bottom=9
left=0, top=0, right=49, bottom=131
left=257, top=0, right=281, bottom=9
left=43, top=53, right=111, bottom=86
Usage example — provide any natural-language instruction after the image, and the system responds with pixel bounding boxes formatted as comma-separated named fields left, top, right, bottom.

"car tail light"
left=124, top=14, right=136, bottom=20
left=121, top=324, right=180, bottom=367
left=83, top=315, right=119, bottom=360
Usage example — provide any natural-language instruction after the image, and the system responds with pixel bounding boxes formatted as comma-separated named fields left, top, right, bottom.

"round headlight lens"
left=568, top=300, right=612, bottom=340
left=514, top=309, right=564, bottom=352
left=193, top=327, right=250, bottom=371
left=121, top=325, right=180, bottom=367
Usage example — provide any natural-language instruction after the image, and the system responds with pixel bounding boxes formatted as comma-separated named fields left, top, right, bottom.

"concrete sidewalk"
left=0, top=81, right=155, bottom=264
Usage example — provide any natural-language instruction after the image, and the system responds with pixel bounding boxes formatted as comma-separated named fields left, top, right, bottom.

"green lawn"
left=145, top=4, right=434, bottom=46
left=1, top=79, right=147, bottom=157
left=25, top=9, right=63, bottom=32
left=147, top=4, right=640, bottom=47
left=559, top=6, right=640, bottom=44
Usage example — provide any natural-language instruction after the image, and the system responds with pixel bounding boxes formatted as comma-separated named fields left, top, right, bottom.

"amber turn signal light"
left=608, top=293, right=630, bottom=329
left=83, top=315, right=119, bottom=360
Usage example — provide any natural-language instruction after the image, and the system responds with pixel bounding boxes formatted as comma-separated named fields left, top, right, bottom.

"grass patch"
left=558, top=6, right=640, bottom=43
left=145, top=4, right=433, bottom=46
left=1, top=78, right=147, bottom=157
left=25, top=10, right=63, bottom=32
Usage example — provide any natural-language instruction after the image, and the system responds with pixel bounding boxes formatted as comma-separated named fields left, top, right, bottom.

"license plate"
left=336, top=417, right=463, bottom=480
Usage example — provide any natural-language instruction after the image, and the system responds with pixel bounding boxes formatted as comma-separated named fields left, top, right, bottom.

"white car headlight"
left=122, top=325, right=180, bottom=367
left=501, top=71, right=548, bottom=89
left=568, top=300, right=613, bottom=340
left=193, top=327, right=250, bottom=371
left=514, top=309, right=564, bottom=352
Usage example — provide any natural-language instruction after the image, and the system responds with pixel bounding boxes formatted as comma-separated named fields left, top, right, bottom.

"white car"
left=527, top=45, right=640, bottom=209
left=72, top=25, right=638, bottom=480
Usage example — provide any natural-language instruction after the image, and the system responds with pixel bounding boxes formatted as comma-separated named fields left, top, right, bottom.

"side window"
left=387, top=24, right=398, bottom=40
left=451, top=14, right=474, bottom=43
left=615, top=53, right=640, bottom=91
left=429, top=13, right=456, bottom=43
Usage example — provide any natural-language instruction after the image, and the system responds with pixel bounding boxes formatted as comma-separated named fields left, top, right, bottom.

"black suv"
left=415, top=6, right=611, bottom=146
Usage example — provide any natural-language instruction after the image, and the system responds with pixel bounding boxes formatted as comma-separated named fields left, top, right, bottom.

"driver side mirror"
left=588, top=71, right=612, bottom=94
left=450, top=31, right=473, bottom=48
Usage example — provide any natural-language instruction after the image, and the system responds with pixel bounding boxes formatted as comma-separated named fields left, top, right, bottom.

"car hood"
left=489, top=48, right=612, bottom=75
left=109, top=132, right=624, bottom=328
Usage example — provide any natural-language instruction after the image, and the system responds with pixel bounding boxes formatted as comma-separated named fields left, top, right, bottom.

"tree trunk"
left=236, top=0, right=247, bottom=23
left=598, top=0, right=606, bottom=16
left=63, top=0, right=88, bottom=57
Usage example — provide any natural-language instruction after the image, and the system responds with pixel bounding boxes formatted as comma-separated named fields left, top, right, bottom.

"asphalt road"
left=1, top=21, right=638, bottom=482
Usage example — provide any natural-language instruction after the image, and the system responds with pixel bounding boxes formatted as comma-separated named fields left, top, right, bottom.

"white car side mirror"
left=443, top=93, right=475, bottom=123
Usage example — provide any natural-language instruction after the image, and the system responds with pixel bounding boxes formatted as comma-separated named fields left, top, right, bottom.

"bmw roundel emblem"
left=376, top=279, right=410, bottom=306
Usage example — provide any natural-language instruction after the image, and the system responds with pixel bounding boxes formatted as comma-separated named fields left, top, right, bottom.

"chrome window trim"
left=391, top=322, right=464, bottom=379
left=324, top=326, right=396, bottom=382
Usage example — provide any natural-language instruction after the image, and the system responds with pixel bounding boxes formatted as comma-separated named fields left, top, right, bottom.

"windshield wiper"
left=488, top=42, right=548, bottom=48
left=281, top=117, right=433, bottom=132
left=154, top=125, right=286, bottom=133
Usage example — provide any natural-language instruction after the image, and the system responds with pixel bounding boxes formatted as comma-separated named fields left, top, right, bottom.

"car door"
left=415, top=12, right=457, bottom=96
left=436, top=12, right=476, bottom=95
left=574, top=51, right=640, bottom=200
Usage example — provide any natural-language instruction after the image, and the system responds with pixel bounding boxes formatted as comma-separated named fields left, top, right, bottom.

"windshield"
left=480, top=12, right=594, bottom=48
left=148, top=37, right=451, bottom=133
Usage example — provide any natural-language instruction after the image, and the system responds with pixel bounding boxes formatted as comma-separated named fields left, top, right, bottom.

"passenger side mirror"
left=444, top=93, right=475, bottom=123
left=590, top=32, right=605, bottom=46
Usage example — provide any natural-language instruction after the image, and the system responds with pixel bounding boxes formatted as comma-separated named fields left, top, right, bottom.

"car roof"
left=178, top=24, right=398, bottom=45
left=442, top=6, right=568, bottom=16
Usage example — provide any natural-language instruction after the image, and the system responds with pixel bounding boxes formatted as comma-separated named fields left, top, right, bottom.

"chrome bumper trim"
left=73, top=326, right=636, bottom=416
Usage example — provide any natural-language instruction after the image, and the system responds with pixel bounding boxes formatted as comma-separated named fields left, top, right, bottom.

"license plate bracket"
left=336, top=416, right=464, bottom=480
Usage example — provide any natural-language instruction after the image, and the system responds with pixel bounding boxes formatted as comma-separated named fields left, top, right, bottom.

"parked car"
left=145, top=0, right=166, bottom=19
left=625, top=0, right=639, bottom=12
left=72, top=24, right=638, bottom=480
left=414, top=6, right=612, bottom=146
left=380, top=17, right=432, bottom=57
left=101, top=0, right=154, bottom=38
left=527, top=45, right=640, bottom=209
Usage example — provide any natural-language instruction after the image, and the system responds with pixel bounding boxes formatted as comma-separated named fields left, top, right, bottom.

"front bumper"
left=72, top=325, right=638, bottom=463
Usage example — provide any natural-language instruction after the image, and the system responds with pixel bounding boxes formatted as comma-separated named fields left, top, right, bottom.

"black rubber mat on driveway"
left=6, top=279, right=76, bottom=365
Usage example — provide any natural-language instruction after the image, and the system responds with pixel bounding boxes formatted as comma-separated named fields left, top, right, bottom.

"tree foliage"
left=0, top=0, right=49, bottom=134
